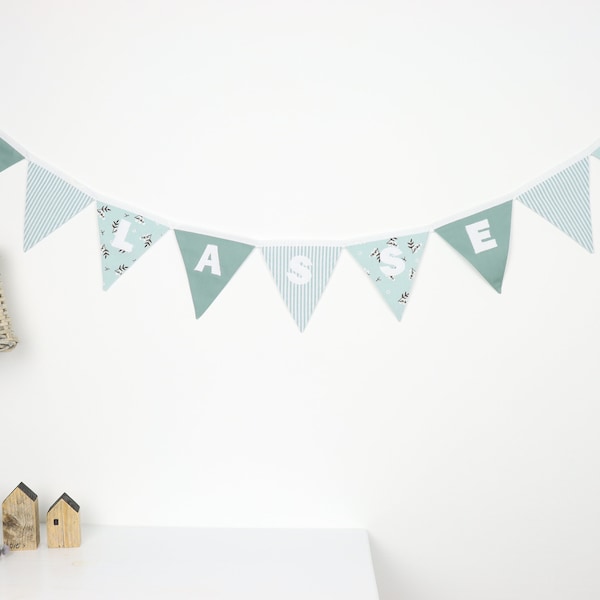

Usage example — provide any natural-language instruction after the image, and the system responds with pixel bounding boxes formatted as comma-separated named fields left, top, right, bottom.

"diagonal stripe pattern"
left=516, top=158, right=593, bottom=252
left=262, top=245, right=341, bottom=331
left=25, top=162, right=94, bottom=251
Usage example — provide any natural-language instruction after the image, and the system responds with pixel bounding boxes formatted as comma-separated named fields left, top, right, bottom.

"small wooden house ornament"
left=2, top=482, right=40, bottom=550
left=47, top=493, right=80, bottom=548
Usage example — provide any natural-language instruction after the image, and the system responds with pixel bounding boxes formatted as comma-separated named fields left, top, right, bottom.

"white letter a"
left=194, top=244, right=222, bottom=276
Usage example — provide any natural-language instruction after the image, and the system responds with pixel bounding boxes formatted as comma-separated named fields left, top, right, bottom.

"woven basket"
left=0, top=277, right=17, bottom=352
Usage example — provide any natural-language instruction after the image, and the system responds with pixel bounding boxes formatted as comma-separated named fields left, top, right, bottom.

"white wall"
left=2, top=1, right=600, bottom=599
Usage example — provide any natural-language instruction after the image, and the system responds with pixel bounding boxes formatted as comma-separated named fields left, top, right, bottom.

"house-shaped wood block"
left=2, top=482, right=40, bottom=551
left=47, top=493, right=81, bottom=548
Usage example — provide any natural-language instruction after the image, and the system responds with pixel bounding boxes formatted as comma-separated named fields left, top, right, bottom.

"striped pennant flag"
left=25, top=162, right=94, bottom=251
left=0, top=138, right=24, bottom=174
left=347, top=232, right=429, bottom=320
left=97, top=203, right=169, bottom=290
left=516, top=158, right=593, bottom=252
left=175, top=230, right=254, bottom=319
left=261, top=245, right=341, bottom=331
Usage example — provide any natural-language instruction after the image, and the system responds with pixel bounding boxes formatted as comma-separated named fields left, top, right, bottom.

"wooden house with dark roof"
left=47, top=492, right=80, bottom=548
left=2, top=482, right=40, bottom=550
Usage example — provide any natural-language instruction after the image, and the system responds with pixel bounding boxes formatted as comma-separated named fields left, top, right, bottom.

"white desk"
left=0, top=526, right=380, bottom=599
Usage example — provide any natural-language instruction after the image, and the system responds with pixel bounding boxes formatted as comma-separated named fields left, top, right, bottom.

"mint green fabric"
left=0, top=138, right=24, bottom=173
left=592, top=147, right=600, bottom=159
left=24, top=162, right=94, bottom=251
left=261, top=245, right=341, bottom=331
left=346, top=233, right=429, bottom=321
left=435, top=201, right=512, bottom=293
left=97, top=202, right=169, bottom=290
left=516, top=159, right=592, bottom=252
left=175, top=230, right=254, bottom=319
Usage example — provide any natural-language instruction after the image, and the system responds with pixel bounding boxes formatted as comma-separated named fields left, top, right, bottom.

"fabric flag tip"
left=0, top=138, right=24, bottom=174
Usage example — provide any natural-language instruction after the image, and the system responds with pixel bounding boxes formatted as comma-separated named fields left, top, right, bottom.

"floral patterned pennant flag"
left=24, top=162, right=94, bottom=251
left=347, top=233, right=428, bottom=321
left=0, top=138, right=24, bottom=174
left=435, top=201, right=512, bottom=293
left=261, top=245, right=341, bottom=331
left=175, top=230, right=255, bottom=319
left=97, top=203, right=169, bottom=290
left=516, top=158, right=593, bottom=252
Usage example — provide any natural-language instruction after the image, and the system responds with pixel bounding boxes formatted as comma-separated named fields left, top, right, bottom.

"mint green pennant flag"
left=592, top=147, right=600, bottom=159
left=346, top=233, right=429, bottom=321
left=516, top=158, right=592, bottom=252
left=97, top=203, right=169, bottom=290
left=24, top=162, right=94, bottom=251
left=261, top=245, right=341, bottom=332
left=0, top=138, right=24, bottom=174
left=175, top=230, right=254, bottom=319
left=435, top=201, right=512, bottom=293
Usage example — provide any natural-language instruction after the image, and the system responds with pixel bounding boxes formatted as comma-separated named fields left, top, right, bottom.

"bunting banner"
left=0, top=138, right=24, bottom=174
left=435, top=202, right=512, bottom=293
left=97, top=203, right=169, bottom=290
left=24, top=162, right=94, bottom=251
left=261, top=245, right=341, bottom=331
left=175, top=230, right=255, bottom=319
left=347, top=233, right=429, bottom=320
left=0, top=130, right=599, bottom=331
left=516, top=158, right=593, bottom=252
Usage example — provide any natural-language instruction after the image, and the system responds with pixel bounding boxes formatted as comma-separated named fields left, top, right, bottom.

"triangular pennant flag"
left=516, top=158, right=593, bottom=252
left=0, top=138, right=24, bottom=174
left=347, top=233, right=429, bottom=320
left=175, top=230, right=254, bottom=319
left=261, top=245, right=341, bottom=331
left=435, top=202, right=512, bottom=293
left=24, top=162, right=94, bottom=251
left=97, top=203, right=169, bottom=290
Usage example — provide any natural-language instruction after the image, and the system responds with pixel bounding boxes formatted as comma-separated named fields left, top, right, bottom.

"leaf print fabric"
left=346, top=233, right=429, bottom=321
left=97, top=202, right=169, bottom=290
